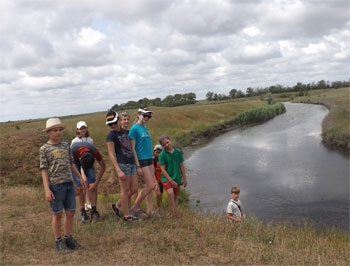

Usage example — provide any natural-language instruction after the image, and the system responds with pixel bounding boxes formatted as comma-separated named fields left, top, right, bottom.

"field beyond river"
left=0, top=88, right=349, bottom=265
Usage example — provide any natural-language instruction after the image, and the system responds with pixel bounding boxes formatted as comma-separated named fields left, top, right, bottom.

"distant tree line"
left=206, top=79, right=350, bottom=101
left=111, top=92, right=197, bottom=111
left=110, top=79, right=349, bottom=110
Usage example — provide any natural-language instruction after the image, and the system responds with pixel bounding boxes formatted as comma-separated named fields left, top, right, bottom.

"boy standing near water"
left=39, top=118, right=84, bottom=253
left=226, top=186, right=246, bottom=223
left=158, top=135, right=187, bottom=210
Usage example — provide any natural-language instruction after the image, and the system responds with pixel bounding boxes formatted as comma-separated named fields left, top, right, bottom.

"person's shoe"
left=80, top=210, right=89, bottom=223
left=131, top=208, right=147, bottom=218
left=55, top=239, right=72, bottom=253
left=84, top=202, right=92, bottom=211
left=149, top=210, right=161, bottom=218
left=91, top=211, right=101, bottom=221
left=123, top=215, right=139, bottom=222
left=112, top=204, right=121, bottom=217
left=64, top=236, right=84, bottom=250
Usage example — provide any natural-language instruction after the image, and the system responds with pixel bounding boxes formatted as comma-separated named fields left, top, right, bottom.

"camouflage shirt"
left=39, top=142, right=74, bottom=185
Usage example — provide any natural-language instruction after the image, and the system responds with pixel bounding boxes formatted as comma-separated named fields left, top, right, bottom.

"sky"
left=1, top=0, right=349, bottom=122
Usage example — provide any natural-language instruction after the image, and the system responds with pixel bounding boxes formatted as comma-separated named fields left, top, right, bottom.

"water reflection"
left=185, top=103, right=349, bottom=231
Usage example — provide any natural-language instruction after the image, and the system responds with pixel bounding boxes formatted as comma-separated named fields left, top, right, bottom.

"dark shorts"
left=158, top=182, right=164, bottom=194
left=139, top=159, right=153, bottom=167
left=49, top=182, right=76, bottom=214
left=163, top=181, right=180, bottom=196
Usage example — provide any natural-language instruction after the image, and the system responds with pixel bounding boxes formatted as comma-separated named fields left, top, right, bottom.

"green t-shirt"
left=158, top=147, right=184, bottom=184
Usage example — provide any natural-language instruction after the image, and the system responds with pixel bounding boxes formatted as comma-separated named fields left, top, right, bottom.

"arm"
left=70, top=162, right=86, bottom=190
left=107, top=141, right=125, bottom=181
left=130, top=139, right=142, bottom=176
left=160, top=165, right=178, bottom=188
left=89, top=159, right=106, bottom=191
left=226, top=212, right=242, bottom=223
left=41, top=168, right=55, bottom=202
left=180, top=162, right=187, bottom=188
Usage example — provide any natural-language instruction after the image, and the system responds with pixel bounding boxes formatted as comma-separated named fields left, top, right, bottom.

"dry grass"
left=1, top=91, right=349, bottom=265
left=1, top=186, right=349, bottom=266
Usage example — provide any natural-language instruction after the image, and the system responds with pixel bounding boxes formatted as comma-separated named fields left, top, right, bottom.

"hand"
left=153, top=182, right=159, bottom=192
left=45, top=189, right=55, bottom=202
left=117, top=170, right=126, bottom=181
left=182, top=178, right=187, bottom=188
left=136, top=167, right=143, bottom=176
left=89, top=182, right=98, bottom=191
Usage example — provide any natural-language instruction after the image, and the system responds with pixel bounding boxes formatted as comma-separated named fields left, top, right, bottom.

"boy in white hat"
left=39, top=118, right=84, bottom=252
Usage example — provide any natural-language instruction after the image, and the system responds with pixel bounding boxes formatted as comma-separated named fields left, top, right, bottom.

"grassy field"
left=1, top=89, right=349, bottom=265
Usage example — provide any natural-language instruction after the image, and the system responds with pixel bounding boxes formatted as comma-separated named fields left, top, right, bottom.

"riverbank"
left=1, top=91, right=349, bottom=265
left=289, top=87, right=349, bottom=155
left=1, top=186, right=349, bottom=265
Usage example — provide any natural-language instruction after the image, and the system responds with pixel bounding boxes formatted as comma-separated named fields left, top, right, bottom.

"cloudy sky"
left=1, top=0, right=349, bottom=122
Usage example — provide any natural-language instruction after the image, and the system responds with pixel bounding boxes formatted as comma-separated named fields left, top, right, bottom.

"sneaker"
left=112, top=204, right=121, bottom=217
left=123, top=215, right=139, bottom=222
left=84, top=202, right=92, bottom=211
left=80, top=210, right=89, bottom=223
left=131, top=208, right=147, bottom=218
left=65, top=236, right=84, bottom=250
left=55, top=239, right=72, bottom=253
left=149, top=211, right=161, bottom=218
left=91, top=211, right=101, bottom=221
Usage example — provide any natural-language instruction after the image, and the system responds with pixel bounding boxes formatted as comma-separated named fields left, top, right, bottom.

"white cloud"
left=0, top=0, right=349, bottom=122
left=302, top=43, right=327, bottom=55
left=77, top=27, right=106, bottom=46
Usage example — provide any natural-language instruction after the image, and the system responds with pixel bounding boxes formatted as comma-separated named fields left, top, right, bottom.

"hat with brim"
left=138, top=106, right=152, bottom=114
left=153, top=144, right=163, bottom=151
left=106, top=110, right=119, bottom=125
left=44, top=118, right=65, bottom=132
left=77, top=121, right=88, bottom=129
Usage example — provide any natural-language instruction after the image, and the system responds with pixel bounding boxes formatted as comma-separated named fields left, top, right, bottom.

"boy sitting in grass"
left=226, top=186, right=246, bottom=223
left=158, top=134, right=187, bottom=211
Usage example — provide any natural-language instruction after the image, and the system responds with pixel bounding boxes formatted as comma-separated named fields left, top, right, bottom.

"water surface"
left=185, top=103, right=349, bottom=231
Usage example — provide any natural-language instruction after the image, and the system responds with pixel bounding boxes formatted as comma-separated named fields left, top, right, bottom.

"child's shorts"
left=119, top=163, right=137, bottom=176
left=163, top=181, right=180, bottom=196
left=72, top=161, right=96, bottom=186
left=49, top=182, right=76, bottom=214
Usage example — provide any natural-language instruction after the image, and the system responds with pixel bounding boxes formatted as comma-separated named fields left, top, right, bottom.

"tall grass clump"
left=234, top=102, right=286, bottom=126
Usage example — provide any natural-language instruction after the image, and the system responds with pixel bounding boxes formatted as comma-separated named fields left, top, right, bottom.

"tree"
left=206, top=91, right=214, bottom=102
left=229, top=88, right=237, bottom=99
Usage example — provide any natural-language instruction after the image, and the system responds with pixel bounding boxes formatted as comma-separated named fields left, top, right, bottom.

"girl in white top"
left=71, top=121, right=94, bottom=145
left=71, top=121, right=93, bottom=217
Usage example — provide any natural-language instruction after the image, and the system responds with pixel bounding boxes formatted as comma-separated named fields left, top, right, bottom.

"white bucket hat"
left=44, top=118, right=65, bottom=132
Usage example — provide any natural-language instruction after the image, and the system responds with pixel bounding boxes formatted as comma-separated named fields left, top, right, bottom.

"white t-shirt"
left=226, top=199, right=243, bottom=219
left=71, top=136, right=94, bottom=146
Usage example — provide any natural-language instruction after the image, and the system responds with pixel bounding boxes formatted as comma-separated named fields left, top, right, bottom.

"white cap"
left=76, top=121, right=88, bottom=129
left=153, top=144, right=163, bottom=151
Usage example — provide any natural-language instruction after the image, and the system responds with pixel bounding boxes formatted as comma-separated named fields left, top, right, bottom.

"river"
left=184, top=102, right=349, bottom=232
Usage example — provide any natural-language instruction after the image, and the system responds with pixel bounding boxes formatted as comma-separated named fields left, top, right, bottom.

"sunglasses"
left=143, top=114, right=152, bottom=119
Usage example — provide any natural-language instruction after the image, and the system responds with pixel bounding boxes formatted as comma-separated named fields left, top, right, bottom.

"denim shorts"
left=72, top=161, right=96, bottom=187
left=49, top=182, right=76, bottom=214
left=119, top=163, right=136, bottom=176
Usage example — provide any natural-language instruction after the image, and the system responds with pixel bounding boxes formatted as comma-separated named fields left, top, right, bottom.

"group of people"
left=39, top=106, right=188, bottom=253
